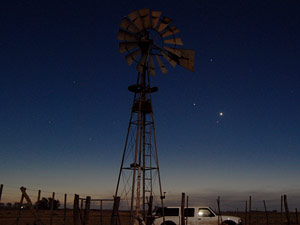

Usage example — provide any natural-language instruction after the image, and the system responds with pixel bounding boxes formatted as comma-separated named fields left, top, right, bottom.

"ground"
left=0, top=209, right=298, bottom=225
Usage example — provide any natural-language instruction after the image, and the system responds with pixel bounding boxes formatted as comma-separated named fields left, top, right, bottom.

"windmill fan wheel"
left=117, top=8, right=195, bottom=75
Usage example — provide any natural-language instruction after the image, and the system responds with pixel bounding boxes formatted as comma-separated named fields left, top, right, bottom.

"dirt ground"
left=224, top=211, right=299, bottom=225
left=0, top=209, right=129, bottom=225
left=0, top=209, right=299, bottom=225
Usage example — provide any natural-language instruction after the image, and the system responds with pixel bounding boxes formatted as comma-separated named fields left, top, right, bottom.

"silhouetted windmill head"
left=117, top=8, right=195, bottom=75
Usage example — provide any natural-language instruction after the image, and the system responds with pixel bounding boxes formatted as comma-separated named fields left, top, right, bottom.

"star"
left=219, top=112, right=223, bottom=116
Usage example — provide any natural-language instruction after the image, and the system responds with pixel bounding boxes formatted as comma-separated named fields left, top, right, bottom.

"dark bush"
left=35, top=197, right=60, bottom=210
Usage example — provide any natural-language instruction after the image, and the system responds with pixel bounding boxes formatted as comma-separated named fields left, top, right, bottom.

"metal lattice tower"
left=114, top=8, right=195, bottom=225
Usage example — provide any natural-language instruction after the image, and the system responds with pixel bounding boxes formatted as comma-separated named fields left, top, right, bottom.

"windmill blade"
left=156, top=17, right=172, bottom=33
left=177, top=49, right=195, bottom=72
left=161, top=52, right=177, bottom=67
left=155, top=55, right=168, bottom=74
left=163, top=46, right=182, bottom=57
left=117, top=9, right=195, bottom=74
left=119, top=41, right=139, bottom=53
left=149, top=55, right=155, bottom=76
left=117, top=29, right=138, bottom=41
left=139, top=8, right=151, bottom=29
left=136, top=54, right=148, bottom=73
left=120, top=18, right=140, bottom=34
left=161, top=25, right=180, bottom=38
left=128, top=10, right=144, bottom=31
left=125, top=49, right=141, bottom=66
left=163, top=37, right=184, bottom=46
left=151, top=11, right=162, bottom=29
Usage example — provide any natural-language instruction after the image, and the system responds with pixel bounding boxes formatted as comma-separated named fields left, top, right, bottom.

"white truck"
left=153, top=206, right=242, bottom=225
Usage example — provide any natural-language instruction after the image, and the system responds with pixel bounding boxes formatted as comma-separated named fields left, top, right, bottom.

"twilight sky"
left=1, top=0, right=300, bottom=209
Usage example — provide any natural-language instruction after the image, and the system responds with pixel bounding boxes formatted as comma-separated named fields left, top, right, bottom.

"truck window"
left=156, top=208, right=179, bottom=216
left=197, top=208, right=214, bottom=217
left=184, top=208, right=195, bottom=217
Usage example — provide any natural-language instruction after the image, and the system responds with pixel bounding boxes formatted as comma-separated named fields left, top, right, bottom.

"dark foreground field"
left=0, top=209, right=299, bottom=225
left=0, top=209, right=129, bottom=225
left=225, top=211, right=299, bottom=225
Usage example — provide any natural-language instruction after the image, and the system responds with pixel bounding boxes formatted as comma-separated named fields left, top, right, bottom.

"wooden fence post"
left=245, top=200, right=248, bottom=225
left=73, top=194, right=80, bottom=225
left=249, top=196, right=252, bottom=225
left=35, top=190, right=41, bottom=211
left=284, top=195, right=290, bottom=225
left=186, top=195, right=189, bottom=225
left=19, top=187, right=43, bottom=225
left=217, top=196, right=222, bottom=225
left=83, top=196, right=91, bottom=225
left=37, top=190, right=41, bottom=202
left=81, top=198, right=84, bottom=218
left=16, top=193, right=25, bottom=225
left=281, top=195, right=283, bottom=225
left=0, top=184, right=3, bottom=202
left=181, top=192, right=185, bottom=225
left=49, top=192, right=55, bottom=225
left=263, top=200, right=269, bottom=225
left=296, top=208, right=299, bottom=225
left=63, top=194, right=67, bottom=225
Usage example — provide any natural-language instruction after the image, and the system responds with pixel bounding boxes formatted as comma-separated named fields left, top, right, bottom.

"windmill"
left=115, top=8, right=194, bottom=225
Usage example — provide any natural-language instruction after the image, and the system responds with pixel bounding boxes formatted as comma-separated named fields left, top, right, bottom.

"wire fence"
left=0, top=183, right=299, bottom=225
left=0, top=184, right=114, bottom=209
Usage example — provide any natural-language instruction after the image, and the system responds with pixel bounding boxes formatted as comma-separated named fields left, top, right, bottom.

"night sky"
left=1, top=0, right=300, bottom=209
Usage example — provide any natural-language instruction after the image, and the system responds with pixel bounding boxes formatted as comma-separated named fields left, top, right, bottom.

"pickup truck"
left=153, top=206, right=242, bottom=225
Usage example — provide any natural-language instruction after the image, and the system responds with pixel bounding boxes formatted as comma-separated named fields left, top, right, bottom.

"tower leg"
left=114, top=71, right=164, bottom=225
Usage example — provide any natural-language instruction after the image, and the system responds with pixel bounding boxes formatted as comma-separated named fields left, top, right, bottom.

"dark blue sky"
left=1, top=0, right=300, bottom=208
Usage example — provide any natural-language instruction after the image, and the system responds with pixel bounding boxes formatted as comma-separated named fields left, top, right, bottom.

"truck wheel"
left=222, top=221, right=236, bottom=225
left=161, top=221, right=177, bottom=225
